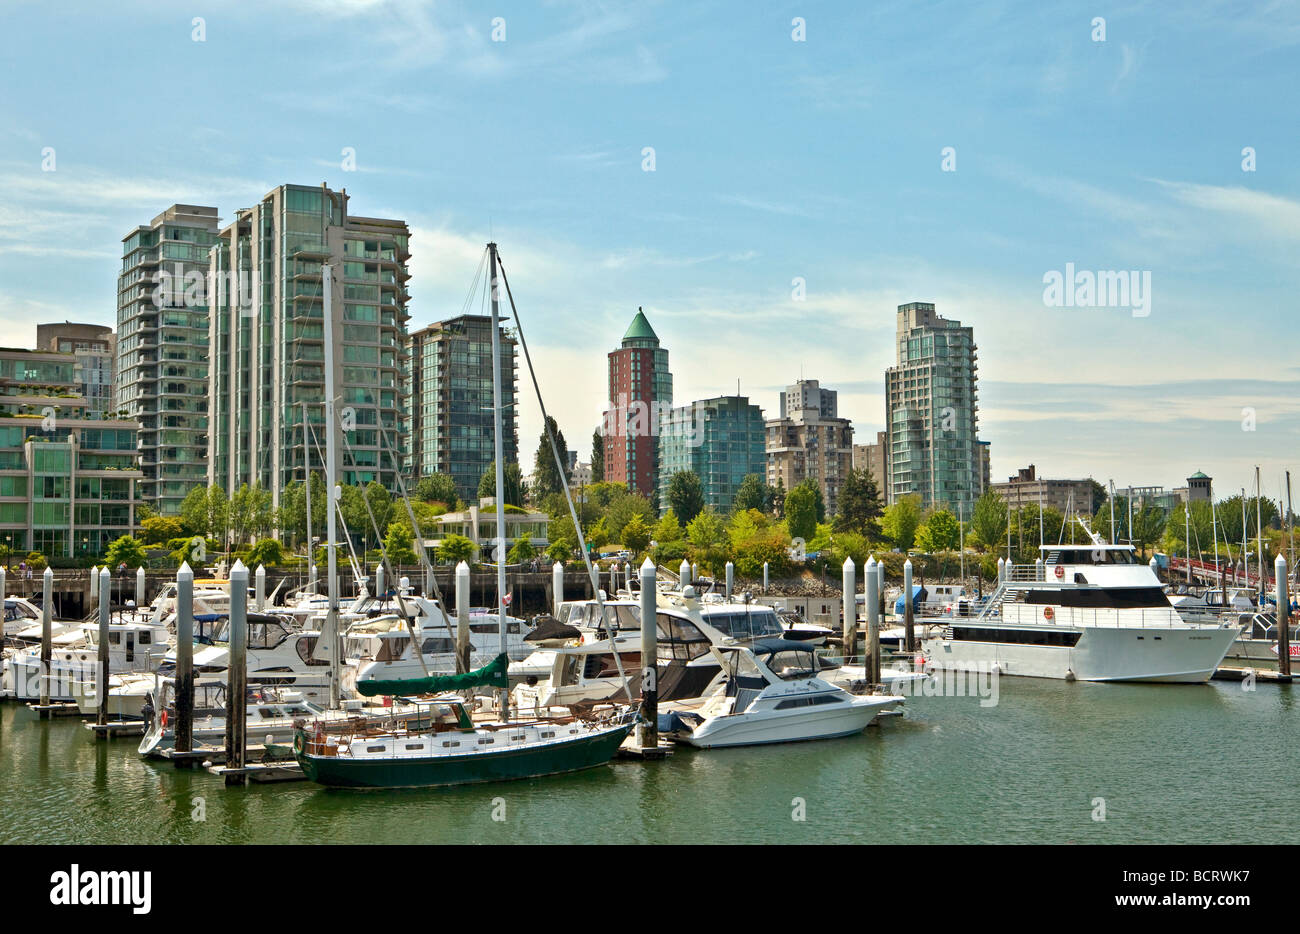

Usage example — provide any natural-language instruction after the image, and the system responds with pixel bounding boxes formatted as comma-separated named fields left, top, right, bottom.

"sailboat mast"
left=1287, top=470, right=1294, bottom=573
left=303, top=400, right=311, bottom=566
left=323, top=262, right=341, bottom=709
left=1255, top=465, right=1264, bottom=601
left=1109, top=479, right=1115, bottom=545
left=488, top=243, right=510, bottom=721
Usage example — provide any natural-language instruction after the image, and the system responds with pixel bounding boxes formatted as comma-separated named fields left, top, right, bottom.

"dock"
left=207, top=761, right=306, bottom=785
left=1213, top=666, right=1293, bottom=684
left=26, top=702, right=83, bottom=720
left=84, top=720, right=145, bottom=739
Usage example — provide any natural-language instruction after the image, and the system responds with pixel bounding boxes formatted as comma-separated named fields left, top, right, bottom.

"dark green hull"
left=296, top=724, right=634, bottom=789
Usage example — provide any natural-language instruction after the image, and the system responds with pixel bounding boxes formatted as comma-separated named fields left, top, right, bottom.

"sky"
left=1, top=0, right=1297, bottom=502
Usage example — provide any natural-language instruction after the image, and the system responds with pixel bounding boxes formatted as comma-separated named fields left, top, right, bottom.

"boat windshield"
left=701, top=607, right=783, bottom=641
left=760, top=647, right=819, bottom=680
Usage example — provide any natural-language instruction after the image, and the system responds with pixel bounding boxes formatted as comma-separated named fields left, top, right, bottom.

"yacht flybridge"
left=922, top=543, right=1237, bottom=682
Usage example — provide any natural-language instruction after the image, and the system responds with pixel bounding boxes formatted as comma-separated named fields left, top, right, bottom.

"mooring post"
left=39, top=567, right=52, bottom=710
left=904, top=558, right=915, bottom=653
left=308, top=564, right=318, bottom=596
left=865, top=557, right=880, bottom=687
left=552, top=561, right=564, bottom=618
left=96, top=568, right=110, bottom=727
left=762, top=561, right=769, bottom=594
left=692, top=562, right=699, bottom=583
left=1277, top=555, right=1291, bottom=679
left=455, top=560, right=471, bottom=675
left=255, top=564, right=266, bottom=612
left=87, top=565, right=95, bottom=611
left=725, top=561, right=734, bottom=600
left=135, top=566, right=145, bottom=609
left=679, top=558, right=691, bottom=587
left=639, top=557, right=658, bottom=750
left=175, top=562, right=195, bottom=757
left=841, top=557, right=856, bottom=662
left=997, top=557, right=1005, bottom=586
left=225, top=560, right=249, bottom=782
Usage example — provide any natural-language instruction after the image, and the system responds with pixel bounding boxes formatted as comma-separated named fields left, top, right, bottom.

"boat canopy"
left=356, top=652, right=509, bottom=697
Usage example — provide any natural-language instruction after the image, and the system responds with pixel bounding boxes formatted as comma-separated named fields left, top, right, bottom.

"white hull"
left=923, top=625, right=1237, bottom=682
left=679, top=696, right=900, bottom=748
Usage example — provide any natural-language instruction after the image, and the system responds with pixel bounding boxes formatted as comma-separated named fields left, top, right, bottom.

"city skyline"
left=0, top=1, right=1295, bottom=498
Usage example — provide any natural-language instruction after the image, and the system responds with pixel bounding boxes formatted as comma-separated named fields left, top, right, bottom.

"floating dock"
left=1213, top=666, right=1293, bottom=684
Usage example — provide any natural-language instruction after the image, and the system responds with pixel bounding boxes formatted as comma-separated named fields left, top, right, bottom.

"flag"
left=503, top=590, right=513, bottom=607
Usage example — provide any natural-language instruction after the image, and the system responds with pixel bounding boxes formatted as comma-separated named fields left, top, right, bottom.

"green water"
left=2, top=678, right=1295, bottom=845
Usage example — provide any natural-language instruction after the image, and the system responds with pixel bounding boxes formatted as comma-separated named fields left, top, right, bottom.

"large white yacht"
left=922, top=542, right=1237, bottom=682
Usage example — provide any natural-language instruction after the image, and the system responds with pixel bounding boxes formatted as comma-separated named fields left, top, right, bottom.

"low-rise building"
left=989, top=465, right=1094, bottom=515
left=422, top=497, right=549, bottom=562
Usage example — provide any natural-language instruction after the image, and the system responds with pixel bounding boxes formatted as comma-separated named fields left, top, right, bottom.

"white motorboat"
left=1222, top=611, right=1300, bottom=669
left=661, top=638, right=903, bottom=748
left=1, top=611, right=170, bottom=701
left=922, top=541, right=1238, bottom=682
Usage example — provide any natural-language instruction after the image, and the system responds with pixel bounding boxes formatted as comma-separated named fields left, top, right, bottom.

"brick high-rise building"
left=603, top=308, right=671, bottom=497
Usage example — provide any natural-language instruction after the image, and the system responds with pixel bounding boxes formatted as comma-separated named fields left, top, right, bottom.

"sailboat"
left=293, top=243, right=637, bottom=788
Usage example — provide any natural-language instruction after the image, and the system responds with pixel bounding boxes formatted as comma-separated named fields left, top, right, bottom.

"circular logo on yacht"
left=1054, top=565, right=1065, bottom=579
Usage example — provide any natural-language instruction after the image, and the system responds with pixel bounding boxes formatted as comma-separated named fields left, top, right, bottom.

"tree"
left=180, top=484, right=227, bottom=539
left=436, top=533, right=477, bottom=565
left=590, top=428, right=605, bottom=482
left=605, top=490, right=653, bottom=540
left=771, top=477, right=786, bottom=517
left=882, top=495, right=922, bottom=551
left=531, top=415, right=570, bottom=499
left=245, top=538, right=287, bottom=567
left=834, top=467, right=884, bottom=537
left=140, top=516, right=184, bottom=546
left=478, top=460, right=526, bottom=507
left=732, top=474, right=770, bottom=514
left=784, top=482, right=820, bottom=542
left=103, top=535, right=147, bottom=569
left=666, top=470, right=705, bottom=525
left=228, top=484, right=272, bottom=547
left=507, top=535, right=537, bottom=564
left=1131, top=505, right=1167, bottom=557
left=653, top=508, right=683, bottom=544
left=621, top=514, right=651, bottom=556
left=970, top=490, right=1008, bottom=552
left=1086, top=479, right=1108, bottom=515
left=382, top=520, right=419, bottom=566
left=414, top=473, right=459, bottom=508
left=686, top=511, right=728, bottom=574
left=917, top=508, right=961, bottom=553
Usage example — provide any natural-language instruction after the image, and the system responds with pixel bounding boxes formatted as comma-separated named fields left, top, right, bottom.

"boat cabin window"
left=702, top=608, right=783, bottom=641
left=138, top=632, right=151, bottom=644
left=582, top=652, right=640, bottom=679
left=420, top=637, right=458, bottom=654
left=295, top=636, right=331, bottom=666
left=654, top=612, right=711, bottom=662
left=762, top=648, right=819, bottom=680
left=582, top=603, right=641, bottom=633
left=247, top=620, right=290, bottom=650
left=108, top=632, right=120, bottom=645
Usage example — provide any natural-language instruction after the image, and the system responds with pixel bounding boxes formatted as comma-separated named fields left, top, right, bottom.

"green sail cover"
left=356, top=653, right=510, bottom=698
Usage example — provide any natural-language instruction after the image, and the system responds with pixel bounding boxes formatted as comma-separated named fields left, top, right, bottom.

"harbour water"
left=3, top=677, right=1294, bottom=845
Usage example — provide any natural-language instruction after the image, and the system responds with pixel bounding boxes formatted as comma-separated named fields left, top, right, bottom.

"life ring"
left=160, top=709, right=168, bottom=728
left=1043, top=606, right=1055, bottom=621
left=1054, top=565, right=1065, bottom=580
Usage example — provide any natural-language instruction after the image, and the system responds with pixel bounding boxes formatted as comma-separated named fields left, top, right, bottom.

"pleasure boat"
left=922, top=542, right=1238, bottom=682
left=137, top=679, right=396, bottom=758
left=660, top=639, right=903, bottom=748
left=1222, top=611, right=1300, bottom=669
left=1170, top=587, right=1256, bottom=624
left=345, top=597, right=533, bottom=696
left=294, top=691, right=637, bottom=789
left=1, top=611, right=171, bottom=701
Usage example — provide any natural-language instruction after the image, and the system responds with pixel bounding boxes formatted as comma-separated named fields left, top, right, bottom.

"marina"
left=2, top=673, right=1293, bottom=845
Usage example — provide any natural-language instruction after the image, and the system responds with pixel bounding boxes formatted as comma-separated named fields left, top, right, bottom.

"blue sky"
left=1, top=0, right=1296, bottom=500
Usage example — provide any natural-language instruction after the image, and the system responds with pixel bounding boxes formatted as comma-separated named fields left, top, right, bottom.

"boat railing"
left=998, top=603, right=1214, bottom=629
left=1006, top=564, right=1047, bottom=582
